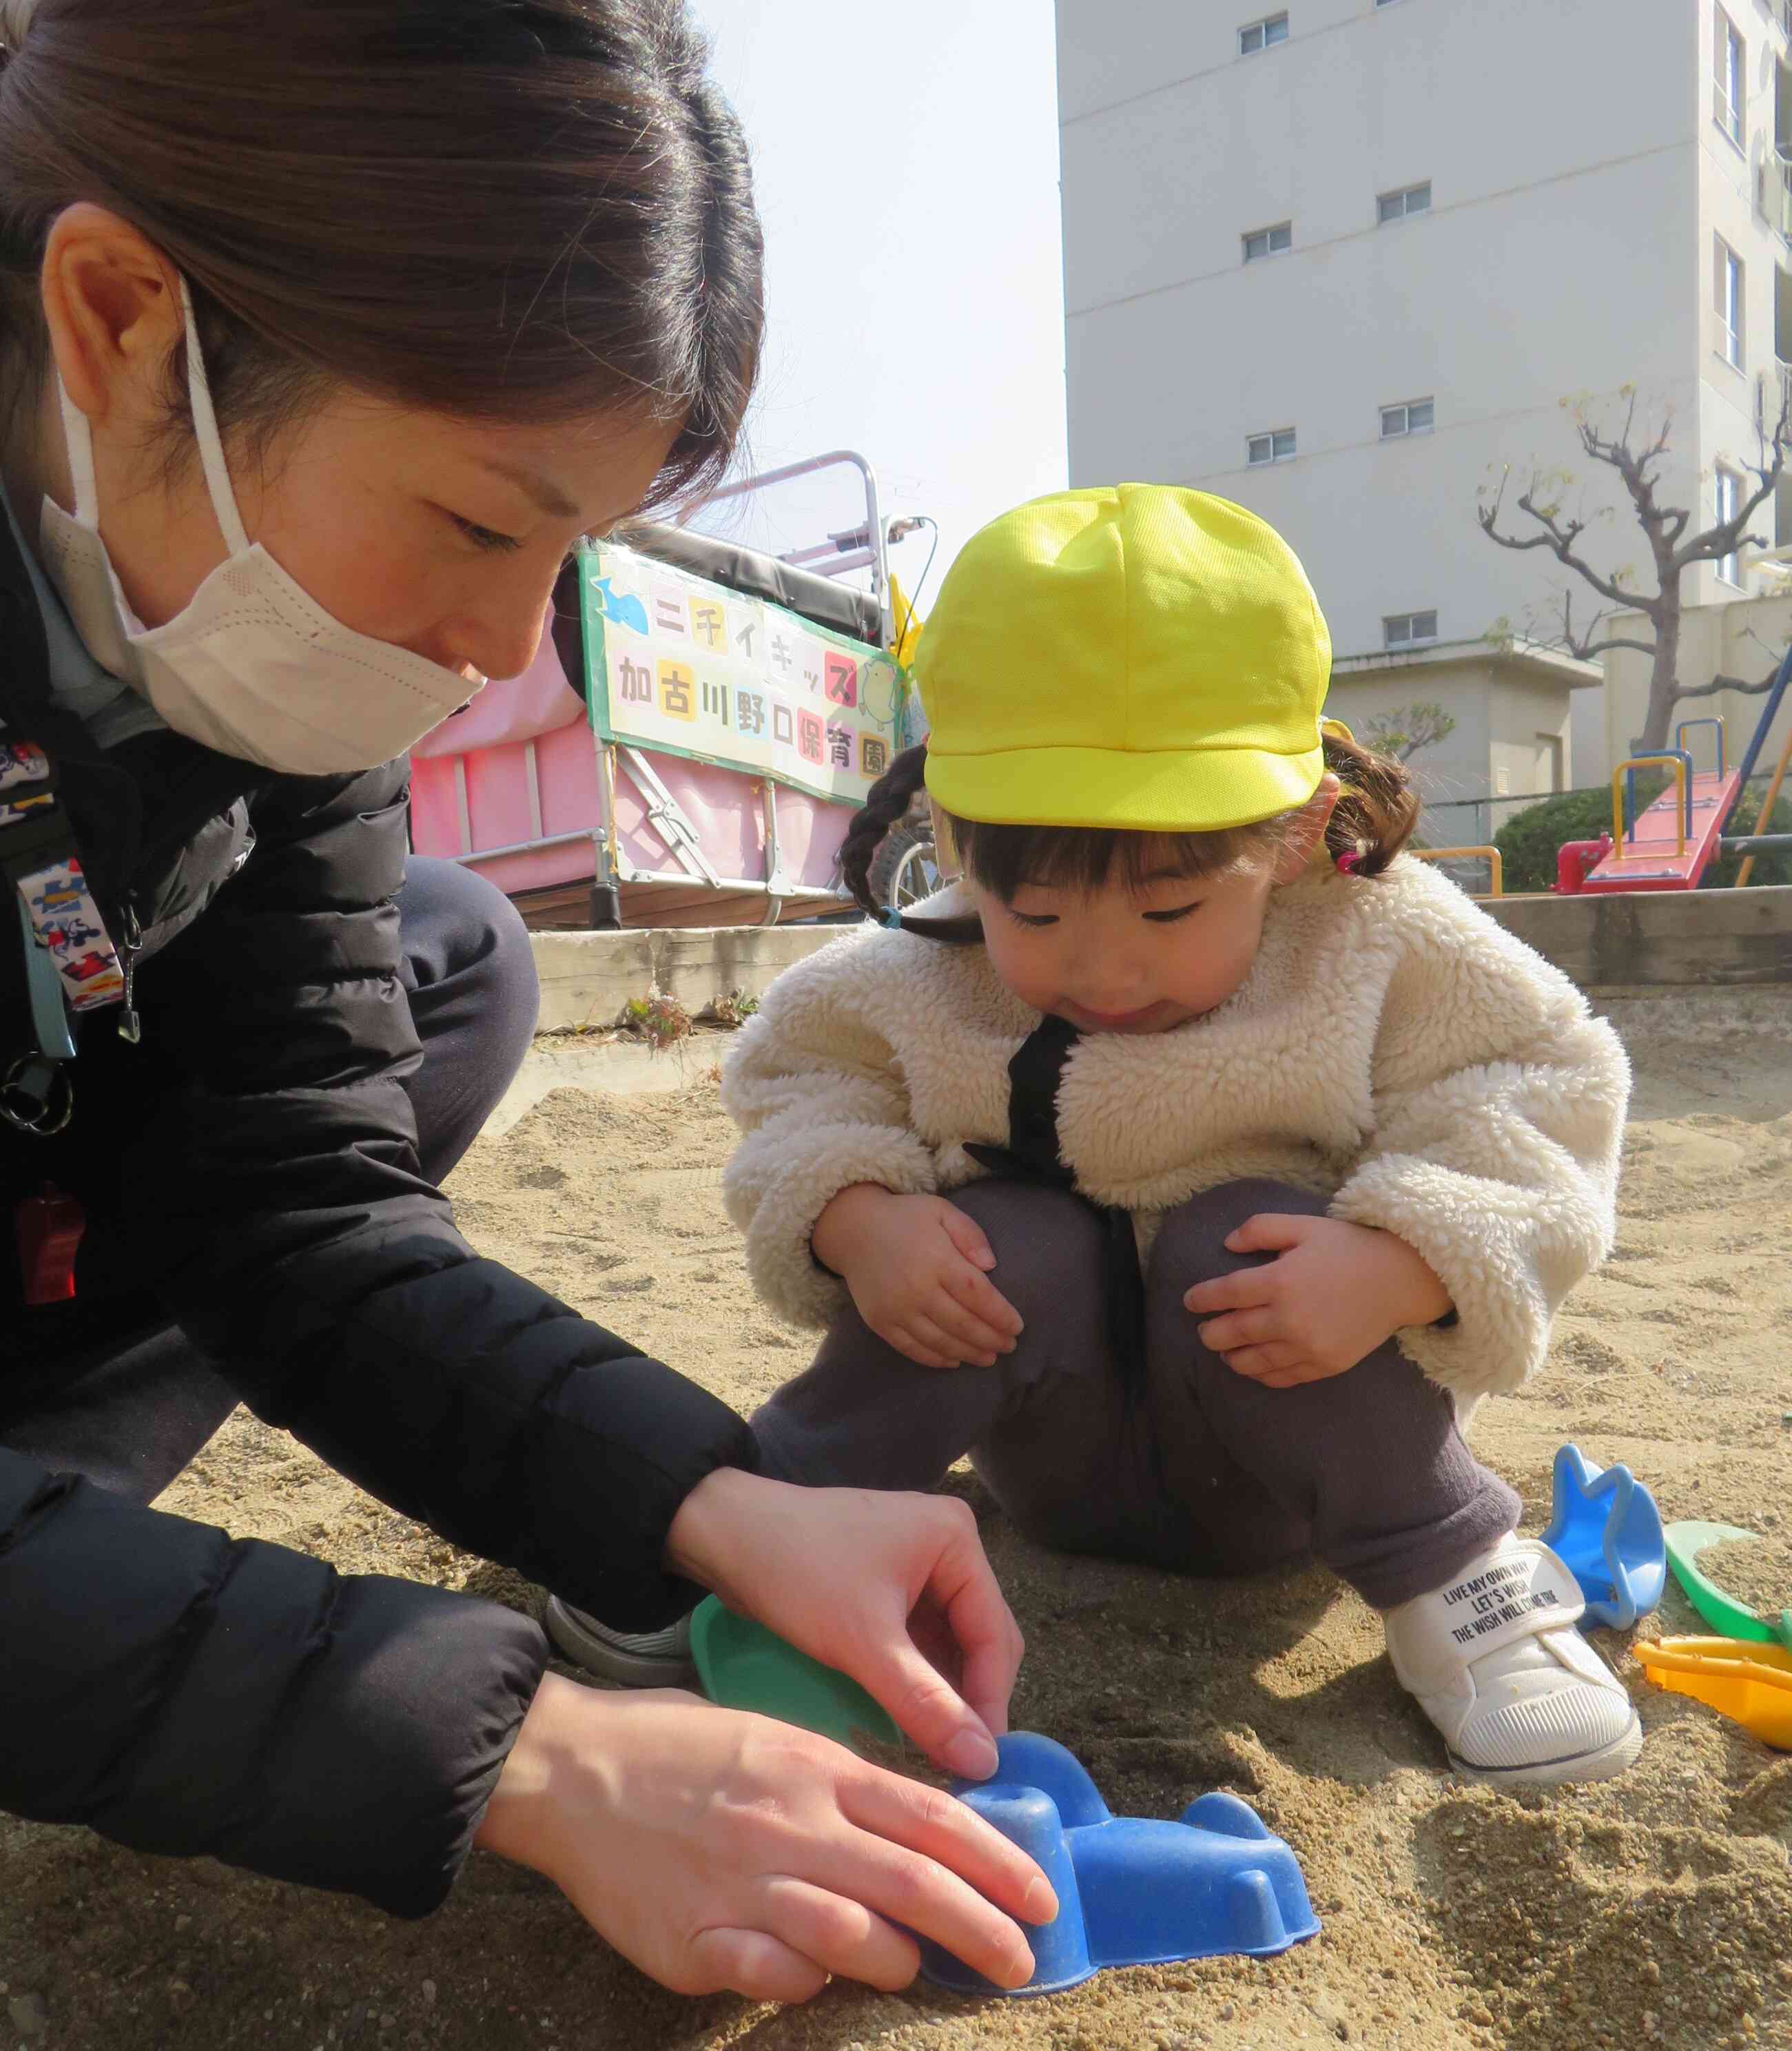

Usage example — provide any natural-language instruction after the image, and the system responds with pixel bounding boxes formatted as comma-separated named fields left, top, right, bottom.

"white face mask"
left=38, top=278, right=484, bottom=774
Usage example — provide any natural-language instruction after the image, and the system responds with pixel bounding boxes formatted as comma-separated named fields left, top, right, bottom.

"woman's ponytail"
left=840, top=742, right=929, bottom=920
left=1320, top=730, right=1421, bottom=879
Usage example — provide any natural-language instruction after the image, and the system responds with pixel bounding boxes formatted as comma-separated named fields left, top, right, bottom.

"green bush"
left=1492, top=778, right=1792, bottom=894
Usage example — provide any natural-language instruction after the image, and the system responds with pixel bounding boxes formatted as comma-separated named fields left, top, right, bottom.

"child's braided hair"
left=842, top=731, right=1421, bottom=934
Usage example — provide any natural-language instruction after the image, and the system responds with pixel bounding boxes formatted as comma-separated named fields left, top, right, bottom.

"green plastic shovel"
left=689, top=1596, right=902, bottom=1749
left=1663, top=1521, right=1792, bottom=1649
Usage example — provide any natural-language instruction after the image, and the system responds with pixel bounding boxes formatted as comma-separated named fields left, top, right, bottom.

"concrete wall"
left=1057, top=0, right=1719, bottom=666
left=1326, top=641, right=1597, bottom=836
left=531, top=924, right=845, bottom=1033
left=526, top=884, right=1792, bottom=1053
left=1699, top=0, right=1782, bottom=610
left=1487, top=881, right=1792, bottom=986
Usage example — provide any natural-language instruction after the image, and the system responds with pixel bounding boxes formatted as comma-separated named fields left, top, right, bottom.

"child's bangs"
left=948, top=818, right=1278, bottom=901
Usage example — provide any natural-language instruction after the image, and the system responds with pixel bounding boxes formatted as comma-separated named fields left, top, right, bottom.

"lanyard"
left=1, top=733, right=123, bottom=1135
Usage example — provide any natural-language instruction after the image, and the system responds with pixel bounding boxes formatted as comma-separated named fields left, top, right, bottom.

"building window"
left=1715, top=9, right=1745, bottom=147
left=1384, top=610, right=1439, bottom=648
left=1377, top=181, right=1432, bottom=224
left=1380, top=397, right=1435, bottom=437
left=1243, top=221, right=1293, bottom=261
left=1247, top=428, right=1297, bottom=465
left=1716, top=236, right=1745, bottom=367
left=1239, top=12, right=1289, bottom=53
left=1716, top=466, right=1742, bottom=583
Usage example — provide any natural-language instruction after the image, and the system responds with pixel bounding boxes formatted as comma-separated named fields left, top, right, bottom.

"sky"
left=690, top=0, right=1069, bottom=617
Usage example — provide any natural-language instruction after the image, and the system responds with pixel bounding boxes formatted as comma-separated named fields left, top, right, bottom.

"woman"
left=0, top=0, right=1049, bottom=2005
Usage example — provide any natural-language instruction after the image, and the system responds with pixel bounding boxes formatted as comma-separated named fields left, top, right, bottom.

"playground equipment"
left=918, top=1733, right=1319, bottom=1996
left=1736, top=682, right=1792, bottom=885
left=1665, top=1520, right=1792, bottom=1649
left=409, top=451, right=920, bottom=929
left=1538, top=1443, right=1666, bottom=1631
left=1413, top=846, right=1503, bottom=895
left=1636, top=1639, right=1792, bottom=1749
left=1560, top=646, right=1792, bottom=892
left=1631, top=1521, right=1792, bottom=1749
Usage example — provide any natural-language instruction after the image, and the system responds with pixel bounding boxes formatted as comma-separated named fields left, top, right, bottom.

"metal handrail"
left=1674, top=715, right=1726, bottom=780
left=1610, top=755, right=1689, bottom=857
left=1413, top=845, right=1503, bottom=895
left=690, top=450, right=891, bottom=636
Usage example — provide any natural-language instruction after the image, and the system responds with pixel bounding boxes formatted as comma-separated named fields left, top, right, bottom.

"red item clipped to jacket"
left=15, top=1182, right=83, bottom=1304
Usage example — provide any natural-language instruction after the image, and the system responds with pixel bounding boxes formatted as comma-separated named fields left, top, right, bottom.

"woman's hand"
left=475, top=1676, right=1054, bottom=2002
left=812, top=1185, right=1023, bottom=1370
left=1183, top=1213, right=1452, bottom=1388
left=666, top=1467, right=1022, bottom=1780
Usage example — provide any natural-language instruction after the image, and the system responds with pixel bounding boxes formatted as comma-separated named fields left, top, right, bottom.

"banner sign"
left=579, top=541, right=906, bottom=807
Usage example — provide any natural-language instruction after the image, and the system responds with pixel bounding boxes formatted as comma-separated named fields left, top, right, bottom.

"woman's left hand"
left=1183, top=1213, right=1452, bottom=1388
left=665, top=1468, right=1021, bottom=1781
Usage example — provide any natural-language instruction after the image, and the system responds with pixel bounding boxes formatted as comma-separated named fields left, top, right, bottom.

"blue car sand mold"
left=919, top=1733, right=1319, bottom=1997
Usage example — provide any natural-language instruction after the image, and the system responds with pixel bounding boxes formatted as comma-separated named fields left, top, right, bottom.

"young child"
left=558, top=484, right=1639, bottom=1785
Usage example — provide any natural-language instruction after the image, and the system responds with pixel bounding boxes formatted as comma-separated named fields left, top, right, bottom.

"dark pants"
left=752, top=1178, right=1521, bottom=1611
left=1, top=858, right=537, bottom=1506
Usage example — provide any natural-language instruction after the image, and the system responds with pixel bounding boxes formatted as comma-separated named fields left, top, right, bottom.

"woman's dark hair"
left=0, top=0, right=763, bottom=504
left=841, top=732, right=1421, bottom=938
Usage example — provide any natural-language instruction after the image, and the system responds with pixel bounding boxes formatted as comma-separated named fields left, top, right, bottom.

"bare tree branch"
left=1573, top=637, right=1660, bottom=659
left=1673, top=668, right=1784, bottom=703
left=1477, top=479, right=1648, bottom=612
left=1478, top=388, right=1792, bottom=750
left=1537, top=588, right=1656, bottom=664
left=1671, top=394, right=1792, bottom=570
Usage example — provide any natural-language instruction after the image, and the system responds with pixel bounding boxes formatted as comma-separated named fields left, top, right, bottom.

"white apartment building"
left=1056, top=0, right=1792, bottom=810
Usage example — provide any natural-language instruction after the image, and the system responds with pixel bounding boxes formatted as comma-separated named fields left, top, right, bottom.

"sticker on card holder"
left=0, top=739, right=53, bottom=827
left=15, top=854, right=123, bottom=1013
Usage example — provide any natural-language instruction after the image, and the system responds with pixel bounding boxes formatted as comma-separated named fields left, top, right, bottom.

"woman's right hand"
left=473, top=1674, right=1054, bottom=2001
left=812, top=1186, right=1024, bottom=1369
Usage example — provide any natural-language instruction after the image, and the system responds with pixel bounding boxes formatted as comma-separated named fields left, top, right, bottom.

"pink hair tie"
left=1336, top=843, right=1366, bottom=875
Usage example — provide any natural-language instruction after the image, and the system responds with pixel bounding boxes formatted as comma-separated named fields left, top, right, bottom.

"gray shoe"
left=544, top=1595, right=697, bottom=1687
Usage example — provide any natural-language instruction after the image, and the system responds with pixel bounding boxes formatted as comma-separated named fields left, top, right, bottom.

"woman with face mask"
left=0, top=0, right=1049, bottom=2005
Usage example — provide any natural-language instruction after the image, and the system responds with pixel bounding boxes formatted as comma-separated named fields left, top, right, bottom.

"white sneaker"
left=544, top=1596, right=696, bottom=1687
left=1383, top=1534, right=1642, bottom=1786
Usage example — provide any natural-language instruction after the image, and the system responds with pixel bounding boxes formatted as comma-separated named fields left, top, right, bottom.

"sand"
left=3, top=985, right=1791, bottom=2051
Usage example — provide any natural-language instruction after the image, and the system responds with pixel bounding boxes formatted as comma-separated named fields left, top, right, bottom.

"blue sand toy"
left=1539, top=1442, right=1665, bottom=1631
left=918, top=1732, right=1319, bottom=1997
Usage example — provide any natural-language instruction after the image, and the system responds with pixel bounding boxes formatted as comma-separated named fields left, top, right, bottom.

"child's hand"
left=1183, top=1213, right=1452, bottom=1388
left=812, top=1185, right=1024, bottom=1369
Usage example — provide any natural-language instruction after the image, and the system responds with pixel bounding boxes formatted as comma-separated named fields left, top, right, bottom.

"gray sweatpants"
left=752, top=1178, right=1521, bottom=1611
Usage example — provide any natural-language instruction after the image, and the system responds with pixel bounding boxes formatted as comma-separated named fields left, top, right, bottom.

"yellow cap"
left=915, top=484, right=1333, bottom=833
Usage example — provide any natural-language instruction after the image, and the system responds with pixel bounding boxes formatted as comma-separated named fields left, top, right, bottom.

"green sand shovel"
left=689, top=1596, right=902, bottom=1749
left=1664, top=1521, right=1792, bottom=1649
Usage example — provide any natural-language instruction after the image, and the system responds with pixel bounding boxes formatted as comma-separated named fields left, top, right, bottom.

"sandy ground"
left=4, top=986, right=1792, bottom=2051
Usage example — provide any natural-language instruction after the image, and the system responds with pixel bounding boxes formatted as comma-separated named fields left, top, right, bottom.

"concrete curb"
left=1485, top=883, right=1792, bottom=989
left=529, top=924, right=846, bottom=1032
left=500, top=890, right=1792, bottom=1128
left=526, top=887, right=1792, bottom=1034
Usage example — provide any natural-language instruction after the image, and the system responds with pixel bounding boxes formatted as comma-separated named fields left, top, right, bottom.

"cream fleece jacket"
left=720, top=857, right=1631, bottom=1410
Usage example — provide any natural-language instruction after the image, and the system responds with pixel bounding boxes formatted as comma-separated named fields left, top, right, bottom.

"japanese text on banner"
left=581, top=543, right=903, bottom=805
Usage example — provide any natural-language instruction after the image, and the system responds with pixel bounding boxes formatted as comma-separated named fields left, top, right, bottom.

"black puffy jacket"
left=0, top=511, right=759, bottom=1915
